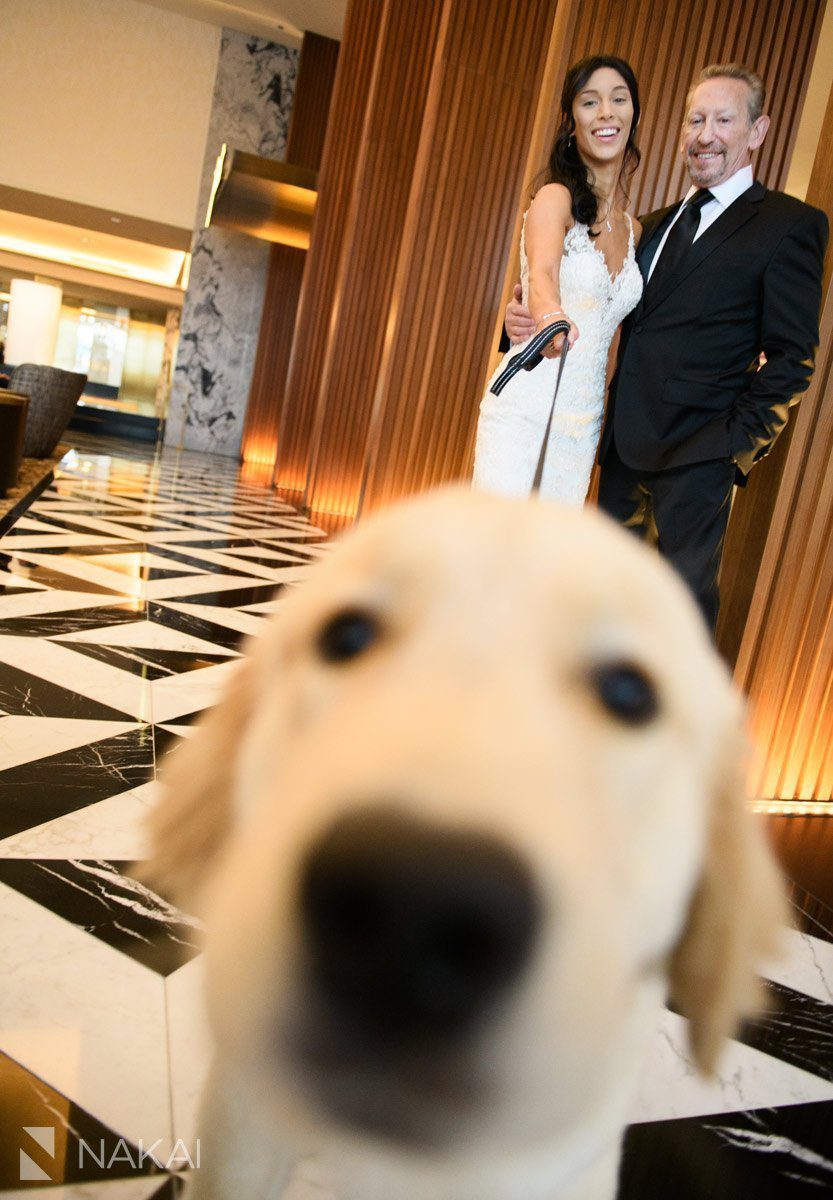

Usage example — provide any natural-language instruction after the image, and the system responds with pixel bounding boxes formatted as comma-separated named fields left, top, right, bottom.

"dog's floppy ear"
left=668, top=705, right=787, bottom=1075
left=140, top=655, right=258, bottom=910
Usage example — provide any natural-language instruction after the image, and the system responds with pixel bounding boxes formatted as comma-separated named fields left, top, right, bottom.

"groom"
left=505, top=62, right=828, bottom=630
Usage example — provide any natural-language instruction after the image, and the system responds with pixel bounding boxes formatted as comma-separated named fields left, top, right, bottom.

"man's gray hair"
left=687, top=63, right=766, bottom=123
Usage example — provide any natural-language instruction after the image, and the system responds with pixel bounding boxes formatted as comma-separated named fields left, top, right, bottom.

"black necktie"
left=645, top=189, right=713, bottom=298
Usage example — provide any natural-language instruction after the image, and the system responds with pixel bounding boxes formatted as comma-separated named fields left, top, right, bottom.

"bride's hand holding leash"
left=536, top=309, right=579, bottom=358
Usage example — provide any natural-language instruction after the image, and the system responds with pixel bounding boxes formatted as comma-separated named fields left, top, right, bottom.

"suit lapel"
left=639, top=181, right=766, bottom=318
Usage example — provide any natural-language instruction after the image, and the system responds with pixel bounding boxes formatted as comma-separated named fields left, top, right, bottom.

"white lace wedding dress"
left=473, top=215, right=643, bottom=505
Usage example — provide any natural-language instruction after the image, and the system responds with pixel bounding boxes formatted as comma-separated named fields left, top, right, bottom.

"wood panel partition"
left=733, top=72, right=833, bottom=811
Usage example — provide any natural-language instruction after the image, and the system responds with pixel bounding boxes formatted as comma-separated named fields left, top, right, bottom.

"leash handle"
left=489, top=319, right=571, bottom=396
left=488, top=320, right=572, bottom=493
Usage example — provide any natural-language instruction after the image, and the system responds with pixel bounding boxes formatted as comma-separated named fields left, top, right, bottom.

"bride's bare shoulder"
left=529, top=182, right=573, bottom=217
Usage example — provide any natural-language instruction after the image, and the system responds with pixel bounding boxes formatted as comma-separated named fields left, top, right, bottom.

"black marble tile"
left=0, top=585, right=42, bottom=596
left=155, top=709, right=203, bottom=726
left=620, top=1101, right=833, bottom=1198
left=155, top=536, right=259, bottom=550
left=1, top=541, right=149, bottom=557
left=55, top=641, right=235, bottom=681
left=153, top=725, right=188, bottom=763
left=225, top=547, right=313, bottom=567
left=0, top=1051, right=166, bottom=1187
left=1, top=526, right=65, bottom=536
left=0, top=726, right=154, bottom=839
left=0, top=659, right=135, bottom=720
left=148, top=602, right=249, bottom=651
left=165, top=582, right=281, bottom=608
left=0, top=602, right=145, bottom=637
left=149, top=543, right=264, bottom=576
left=737, top=980, right=833, bottom=1083
left=254, top=530, right=327, bottom=543
left=0, top=859, right=202, bottom=975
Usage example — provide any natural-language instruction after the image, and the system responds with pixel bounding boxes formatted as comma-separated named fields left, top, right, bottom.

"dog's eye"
left=591, top=661, right=659, bottom=725
left=317, top=609, right=381, bottom=663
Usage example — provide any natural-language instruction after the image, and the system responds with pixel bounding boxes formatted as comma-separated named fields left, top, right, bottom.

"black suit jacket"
left=599, top=182, right=828, bottom=476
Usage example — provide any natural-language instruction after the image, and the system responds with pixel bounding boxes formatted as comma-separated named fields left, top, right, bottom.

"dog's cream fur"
left=144, top=488, right=785, bottom=1200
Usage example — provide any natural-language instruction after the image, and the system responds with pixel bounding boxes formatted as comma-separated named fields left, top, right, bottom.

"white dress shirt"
left=646, top=164, right=755, bottom=281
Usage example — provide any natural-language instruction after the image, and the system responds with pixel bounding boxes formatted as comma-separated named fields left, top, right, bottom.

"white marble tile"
left=0, top=783, right=159, bottom=859
left=147, top=549, right=309, bottom=585
left=56, top=621, right=239, bottom=657
left=165, top=957, right=211, bottom=1147
left=629, top=1007, right=833, bottom=1125
left=2, top=516, right=51, bottom=531
left=0, top=569, right=48, bottom=591
left=0, top=589, right=142, bottom=621
left=150, top=660, right=240, bottom=724
left=142, top=573, right=277, bottom=601
left=0, top=717, right=140, bottom=772
left=4, top=554, right=138, bottom=598
left=0, top=884, right=173, bottom=1152
left=157, top=602, right=265, bottom=640
left=763, top=927, right=833, bottom=1006
left=0, top=638, right=152, bottom=722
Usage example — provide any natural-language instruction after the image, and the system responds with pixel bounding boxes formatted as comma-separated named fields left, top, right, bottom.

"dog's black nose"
left=299, top=809, right=540, bottom=1038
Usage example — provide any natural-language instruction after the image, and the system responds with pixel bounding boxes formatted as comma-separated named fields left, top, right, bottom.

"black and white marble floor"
left=0, top=433, right=831, bottom=1197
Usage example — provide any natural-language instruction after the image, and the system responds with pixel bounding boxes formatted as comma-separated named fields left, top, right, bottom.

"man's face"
left=680, top=77, right=769, bottom=188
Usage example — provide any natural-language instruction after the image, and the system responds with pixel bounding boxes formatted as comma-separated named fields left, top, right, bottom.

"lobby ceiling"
left=137, top=0, right=347, bottom=45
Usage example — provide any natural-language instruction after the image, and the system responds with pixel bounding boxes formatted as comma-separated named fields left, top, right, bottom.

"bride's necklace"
left=597, top=198, right=618, bottom=233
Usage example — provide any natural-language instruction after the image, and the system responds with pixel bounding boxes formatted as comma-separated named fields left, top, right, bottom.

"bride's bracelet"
left=536, top=309, right=566, bottom=325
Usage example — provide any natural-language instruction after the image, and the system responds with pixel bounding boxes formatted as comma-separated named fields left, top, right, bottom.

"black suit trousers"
left=598, top=439, right=737, bottom=632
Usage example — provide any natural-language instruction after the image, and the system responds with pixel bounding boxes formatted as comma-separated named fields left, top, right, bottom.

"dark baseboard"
left=69, top=406, right=161, bottom=444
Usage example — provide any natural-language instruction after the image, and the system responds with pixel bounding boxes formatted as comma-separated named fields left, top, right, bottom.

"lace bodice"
left=473, top=213, right=643, bottom=506
left=520, top=215, right=643, bottom=343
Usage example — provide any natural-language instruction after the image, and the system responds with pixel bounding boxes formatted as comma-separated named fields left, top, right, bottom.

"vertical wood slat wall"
left=266, top=0, right=823, bottom=518
left=354, top=0, right=558, bottom=512
left=294, top=0, right=449, bottom=514
left=240, top=32, right=340, bottom=469
left=271, top=0, right=389, bottom=497
left=564, top=0, right=822, bottom=216
left=734, top=73, right=833, bottom=808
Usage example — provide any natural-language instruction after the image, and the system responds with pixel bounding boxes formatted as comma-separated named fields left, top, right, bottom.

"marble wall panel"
left=166, top=30, right=299, bottom=456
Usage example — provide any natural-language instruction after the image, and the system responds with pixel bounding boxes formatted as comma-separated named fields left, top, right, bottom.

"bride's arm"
left=525, top=183, right=579, bottom=357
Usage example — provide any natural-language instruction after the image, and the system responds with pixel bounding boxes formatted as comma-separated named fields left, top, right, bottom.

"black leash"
left=489, top=319, right=572, bottom=493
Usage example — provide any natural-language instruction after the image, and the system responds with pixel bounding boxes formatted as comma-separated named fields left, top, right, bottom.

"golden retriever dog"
left=144, top=487, right=785, bottom=1200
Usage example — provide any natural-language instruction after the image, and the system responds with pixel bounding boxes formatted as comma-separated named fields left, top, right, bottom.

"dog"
left=144, top=487, right=786, bottom=1200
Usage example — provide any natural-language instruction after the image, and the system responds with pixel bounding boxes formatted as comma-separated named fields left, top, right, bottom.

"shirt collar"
left=683, top=164, right=754, bottom=208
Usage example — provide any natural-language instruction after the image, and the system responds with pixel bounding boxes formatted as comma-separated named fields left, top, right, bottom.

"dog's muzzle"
left=299, top=807, right=541, bottom=1041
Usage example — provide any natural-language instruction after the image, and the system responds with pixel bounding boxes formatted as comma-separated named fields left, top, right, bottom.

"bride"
left=473, top=56, right=644, bottom=505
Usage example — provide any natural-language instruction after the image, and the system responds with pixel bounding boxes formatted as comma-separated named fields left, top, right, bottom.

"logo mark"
left=20, top=1126, right=55, bottom=1182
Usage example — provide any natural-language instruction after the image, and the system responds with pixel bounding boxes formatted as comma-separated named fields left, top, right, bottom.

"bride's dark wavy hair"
left=544, top=55, right=641, bottom=232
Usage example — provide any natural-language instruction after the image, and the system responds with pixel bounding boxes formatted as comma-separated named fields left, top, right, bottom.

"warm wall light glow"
left=0, top=233, right=186, bottom=286
left=241, top=436, right=278, bottom=468
left=5, top=278, right=62, bottom=364
left=752, top=801, right=833, bottom=816
left=240, top=460, right=276, bottom=487
left=205, top=143, right=228, bottom=229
